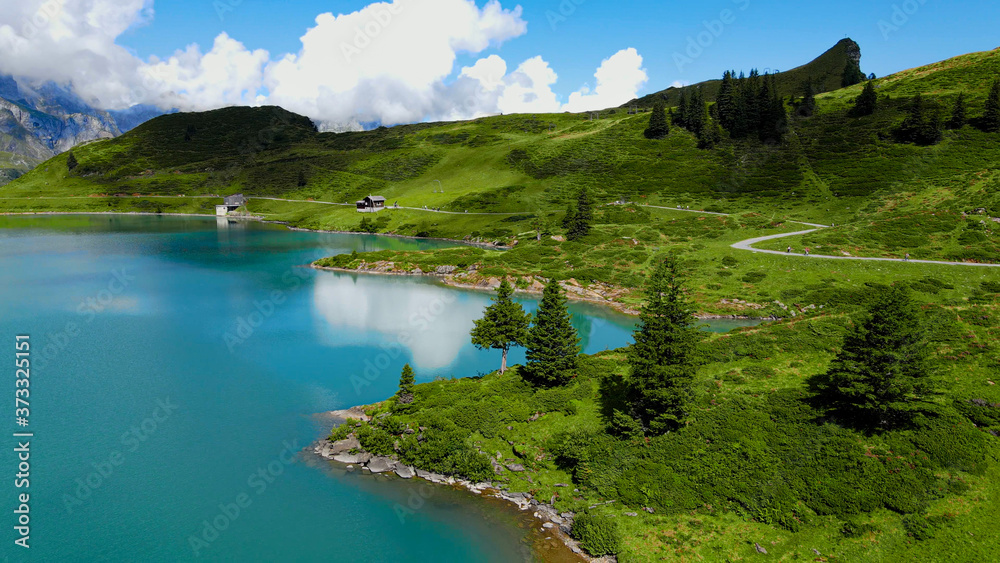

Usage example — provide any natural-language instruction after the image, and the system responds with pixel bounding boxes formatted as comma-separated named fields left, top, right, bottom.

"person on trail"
left=804, top=248, right=810, bottom=256
left=905, top=253, right=910, bottom=261
left=787, top=246, right=792, bottom=253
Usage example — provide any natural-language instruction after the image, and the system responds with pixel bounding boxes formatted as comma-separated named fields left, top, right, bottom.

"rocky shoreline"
left=312, top=261, right=778, bottom=322
left=313, top=261, right=644, bottom=316
left=274, top=222, right=512, bottom=251
left=314, top=408, right=611, bottom=562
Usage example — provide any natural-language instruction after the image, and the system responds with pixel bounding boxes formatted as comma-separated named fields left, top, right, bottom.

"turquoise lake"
left=0, top=215, right=760, bottom=562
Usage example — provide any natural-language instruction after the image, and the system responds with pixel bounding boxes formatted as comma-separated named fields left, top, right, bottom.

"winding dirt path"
left=732, top=229, right=1000, bottom=268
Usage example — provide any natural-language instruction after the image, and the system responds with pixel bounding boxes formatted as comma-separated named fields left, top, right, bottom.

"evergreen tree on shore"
left=471, top=280, right=530, bottom=375
left=644, top=100, right=670, bottom=139
left=983, top=80, right=1000, bottom=132
left=525, top=279, right=581, bottom=386
left=947, top=92, right=968, bottom=129
left=813, top=286, right=932, bottom=429
left=395, top=364, right=416, bottom=411
left=626, top=257, right=699, bottom=434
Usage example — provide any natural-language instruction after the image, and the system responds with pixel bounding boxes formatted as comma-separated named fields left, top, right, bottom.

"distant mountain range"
left=0, top=75, right=166, bottom=185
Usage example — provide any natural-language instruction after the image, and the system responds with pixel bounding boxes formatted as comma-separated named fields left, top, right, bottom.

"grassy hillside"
left=3, top=44, right=1000, bottom=315
left=338, top=295, right=1000, bottom=561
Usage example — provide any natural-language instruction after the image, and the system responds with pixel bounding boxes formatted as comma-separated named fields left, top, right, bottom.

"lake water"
left=0, top=215, right=759, bottom=562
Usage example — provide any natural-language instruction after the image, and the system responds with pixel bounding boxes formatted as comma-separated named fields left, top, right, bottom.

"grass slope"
left=340, top=299, right=1000, bottom=561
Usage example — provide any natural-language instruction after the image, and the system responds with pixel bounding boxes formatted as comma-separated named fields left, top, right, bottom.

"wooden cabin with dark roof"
left=356, top=196, right=387, bottom=213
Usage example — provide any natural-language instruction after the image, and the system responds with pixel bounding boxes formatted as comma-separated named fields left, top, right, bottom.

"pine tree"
left=470, top=280, right=530, bottom=375
left=562, top=202, right=576, bottom=231
left=66, top=151, right=78, bottom=172
left=814, top=286, right=931, bottom=429
left=524, top=279, right=581, bottom=386
left=675, top=91, right=689, bottom=128
left=797, top=78, right=817, bottom=117
left=896, top=93, right=942, bottom=145
left=643, top=100, right=670, bottom=139
left=731, top=70, right=759, bottom=139
left=687, top=88, right=707, bottom=136
left=757, top=74, right=787, bottom=143
left=626, top=257, right=699, bottom=434
left=850, top=80, right=878, bottom=117
left=841, top=61, right=866, bottom=88
left=716, top=71, right=736, bottom=131
left=567, top=187, right=593, bottom=241
left=983, top=79, right=1000, bottom=132
left=297, top=168, right=308, bottom=187
left=946, top=92, right=967, bottom=129
left=395, top=364, right=416, bottom=410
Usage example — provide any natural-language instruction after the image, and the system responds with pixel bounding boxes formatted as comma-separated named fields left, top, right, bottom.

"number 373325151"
left=16, top=336, right=30, bottom=421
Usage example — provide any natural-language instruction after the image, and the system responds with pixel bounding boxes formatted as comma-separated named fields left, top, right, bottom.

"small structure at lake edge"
left=216, top=194, right=247, bottom=216
left=356, top=195, right=387, bottom=212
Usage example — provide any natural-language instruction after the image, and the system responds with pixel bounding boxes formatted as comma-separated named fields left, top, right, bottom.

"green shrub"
left=328, top=424, right=352, bottom=442
left=741, top=271, right=768, bottom=284
left=355, top=424, right=395, bottom=456
left=743, top=365, right=776, bottom=379
left=953, top=398, right=1000, bottom=430
left=571, top=512, right=622, bottom=556
left=721, top=256, right=739, bottom=267
left=902, top=513, right=953, bottom=541
left=982, top=281, right=1000, bottom=293
left=841, top=518, right=879, bottom=538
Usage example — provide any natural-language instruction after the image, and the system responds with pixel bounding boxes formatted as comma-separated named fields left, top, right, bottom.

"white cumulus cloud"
left=562, top=48, right=648, bottom=113
left=0, top=0, right=650, bottom=127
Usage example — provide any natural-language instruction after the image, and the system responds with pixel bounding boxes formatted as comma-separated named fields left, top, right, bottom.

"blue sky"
left=2, top=0, right=995, bottom=127
left=119, top=0, right=1000, bottom=99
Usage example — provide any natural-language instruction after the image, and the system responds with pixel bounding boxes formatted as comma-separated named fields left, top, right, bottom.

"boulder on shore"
left=333, top=453, right=362, bottom=464
left=367, top=456, right=394, bottom=473
left=328, top=437, right=360, bottom=455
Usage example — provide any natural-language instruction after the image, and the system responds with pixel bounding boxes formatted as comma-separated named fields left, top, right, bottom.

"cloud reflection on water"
left=311, top=273, right=488, bottom=372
